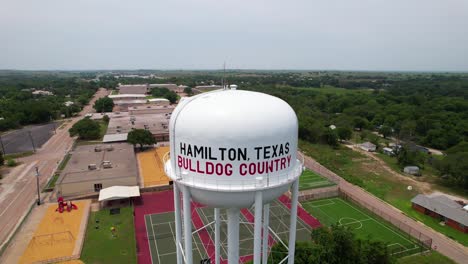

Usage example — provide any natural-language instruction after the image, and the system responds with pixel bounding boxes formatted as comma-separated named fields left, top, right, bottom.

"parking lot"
left=0, top=122, right=58, bottom=154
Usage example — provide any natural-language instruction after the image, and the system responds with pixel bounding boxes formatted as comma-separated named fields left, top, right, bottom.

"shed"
left=382, top=147, right=394, bottom=156
left=404, top=166, right=420, bottom=176
left=359, top=142, right=376, bottom=152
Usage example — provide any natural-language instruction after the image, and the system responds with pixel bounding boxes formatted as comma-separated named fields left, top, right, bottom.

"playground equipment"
left=56, top=197, right=78, bottom=213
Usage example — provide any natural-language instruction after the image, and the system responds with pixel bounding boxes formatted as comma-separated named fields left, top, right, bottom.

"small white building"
left=359, top=142, right=376, bottom=152
left=64, top=101, right=74, bottom=107
left=329, top=125, right=336, bottom=130
left=32, top=90, right=54, bottom=96
left=404, top=166, right=420, bottom=176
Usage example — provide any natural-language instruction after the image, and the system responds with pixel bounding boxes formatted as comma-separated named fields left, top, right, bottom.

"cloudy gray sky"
left=1, top=0, right=467, bottom=71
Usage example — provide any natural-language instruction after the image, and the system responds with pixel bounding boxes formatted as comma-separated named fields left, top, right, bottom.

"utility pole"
left=0, top=135, right=5, bottom=154
left=35, top=166, right=41, bottom=205
left=28, top=131, right=36, bottom=152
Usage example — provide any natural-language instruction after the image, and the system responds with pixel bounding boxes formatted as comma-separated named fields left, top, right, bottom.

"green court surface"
left=197, top=199, right=312, bottom=260
left=144, top=213, right=207, bottom=264
left=299, top=169, right=335, bottom=191
left=302, top=197, right=423, bottom=257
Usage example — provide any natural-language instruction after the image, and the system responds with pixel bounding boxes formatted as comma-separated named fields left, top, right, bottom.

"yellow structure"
left=19, top=201, right=89, bottom=263
left=138, top=146, right=171, bottom=187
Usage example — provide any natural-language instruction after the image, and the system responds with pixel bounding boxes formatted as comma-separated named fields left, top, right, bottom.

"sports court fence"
left=340, top=191, right=432, bottom=257
left=298, top=186, right=339, bottom=202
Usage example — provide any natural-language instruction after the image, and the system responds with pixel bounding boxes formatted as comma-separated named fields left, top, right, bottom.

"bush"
left=6, top=159, right=17, bottom=167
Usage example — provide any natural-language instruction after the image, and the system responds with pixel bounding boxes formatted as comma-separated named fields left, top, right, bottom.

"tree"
left=184, top=87, right=194, bottom=96
left=267, top=225, right=392, bottom=264
left=102, top=115, right=110, bottom=124
left=396, top=146, right=424, bottom=168
left=127, top=129, right=156, bottom=150
left=0, top=151, right=4, bottom=166
left=165, top=92, right=178, bottom=104
left=337, top=127, right=352, bottom=142
left=93, top=97, right=114, bottom=113
left=353, top=117, right=368, bottom=131
left=69, top=118, right=101, bottom=140
left=323, top=129, right=339, bottom=147
left=379, top=125, right=393, bottom=139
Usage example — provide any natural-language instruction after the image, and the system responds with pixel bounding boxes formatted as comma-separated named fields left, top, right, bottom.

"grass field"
left=81, top=207, right=137, bottom=264
left=396, top=251, right=456, bottom=264
left=299, top=169, right=335, bottom=191
left=302, top=197, right=423, bottom=257
left=299, top=140, right=468, bottom=246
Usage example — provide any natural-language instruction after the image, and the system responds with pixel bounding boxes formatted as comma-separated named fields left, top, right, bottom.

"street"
left=0, top=88, right=109, bottom=251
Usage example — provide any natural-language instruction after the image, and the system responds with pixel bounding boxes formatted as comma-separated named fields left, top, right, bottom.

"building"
left=117, top=84, right=148, bottom=95
left=411, top=194, right=468, bottom=233
left=128, top=105, right=175, bottom=115
left=359, top=142, right=376, bottom=152
left=32, top=90, right=54, bottom=96
left=109, top=94, right=147, bottom=101
left=106, top=112, right=171, bottom=142
left=64, top=101, right=74, bottom=107
left=147, top=98, right=170, bottom=106
left=403, top=166, right=420, bottom=176
left=56, top=143, right=138, bottom=198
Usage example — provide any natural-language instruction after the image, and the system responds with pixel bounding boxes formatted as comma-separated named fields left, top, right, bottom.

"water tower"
left=164, top=86, right=302, bottom=264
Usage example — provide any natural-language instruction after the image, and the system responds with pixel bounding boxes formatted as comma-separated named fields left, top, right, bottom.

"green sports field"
left=302, top=197, right=424, bottom=257
left=299, top=169, right=335, bottom=191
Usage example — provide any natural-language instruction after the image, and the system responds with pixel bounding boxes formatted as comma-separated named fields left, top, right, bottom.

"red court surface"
left=134, top=191, right=321, bottom=264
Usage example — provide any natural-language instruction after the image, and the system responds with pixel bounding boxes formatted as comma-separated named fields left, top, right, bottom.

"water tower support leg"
left=182, top=186, right=193, bottom=264
left=227, top=207, right=240, bottom=264
left=214, top=208, right=221, bottom=264
left=174, top=184, right=183, bottom=264
left=254, top=191, right=263, bottom=264
left=262, top=203, right=270, bottom=264
left=287, top=179, right=299, bottom=264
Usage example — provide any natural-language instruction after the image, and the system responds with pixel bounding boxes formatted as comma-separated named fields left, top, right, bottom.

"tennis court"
left=144, top=199, right=315, bottom=264
left=302, top=197, right=423, bottom=256
left=299, top=169, right=335, bottom=191
left=144, top=212, right=206, bottom=264
left=196, top=199, right=313, bottom=262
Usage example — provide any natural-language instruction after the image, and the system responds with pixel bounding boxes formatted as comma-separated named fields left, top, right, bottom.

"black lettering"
left=180, top=142, right=186, bottom=155
left=194, top=145, right=204, bottom=158
left=238, top=148, right=247, bottom=161
left=254, top=147, right=262, bottom=159
left=285, top=142, right=289, bottom=154
left=272, top=145, right=278, bottom=158
left=219, top=148, right=227, bottom=160
left=264, top=146, right=271, bottom=159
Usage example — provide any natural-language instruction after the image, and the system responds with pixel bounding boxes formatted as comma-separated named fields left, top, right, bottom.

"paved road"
left=0, top=88, right=109, bottom=251
left=0, top=122, right=58, bottom=155
left=301, top=153, right=468, bottom=264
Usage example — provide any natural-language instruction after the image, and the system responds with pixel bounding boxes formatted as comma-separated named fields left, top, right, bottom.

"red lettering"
left=240, top=163, right=247, bottom=176
left=206, top=162, right=214, bottom=175
left=249, top=163, right=256, bottom=175
left=196, top=160, right=204, bottom=173
left=280, top=157, right=286, bottom=170
left=225, top=164, right=233, bottom=176
left=178, top=156, right=182, bottom=167
left=215, top=164, right=223, bottom=175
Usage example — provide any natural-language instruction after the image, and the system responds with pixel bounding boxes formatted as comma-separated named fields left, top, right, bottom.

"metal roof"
left=411, top=194, right=468, bottom=225
left=103, top=133, right=128, bottom=143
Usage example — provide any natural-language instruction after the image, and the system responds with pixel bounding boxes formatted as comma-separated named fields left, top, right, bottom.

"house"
left=359, top=142, right=376, bottom=152
left=32, top=90, right=54, bottom=96
left=403, top=166, right=420, bottom=176
left=329, top=125, right=336, bottom=130
left=411, top=194, right=468, bottom=233
left=382, top=147, right=394, bottom=156
left=64, top=101, right=74, bottom=107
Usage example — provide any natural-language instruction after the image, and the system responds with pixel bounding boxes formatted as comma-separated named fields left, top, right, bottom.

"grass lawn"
left=299, top=140, right=468, bottom=246
left=397, top=251, right=456, bottom=264
left=299, top=169, right=335, bottom=191
left=303, top=197, right=423, bottom=257
left=81, top=207, right=137, bottom=264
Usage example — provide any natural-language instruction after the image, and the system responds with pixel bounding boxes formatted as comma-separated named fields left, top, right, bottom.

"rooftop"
left=109, top=94, right=147, bottom=99
left=106, top=113, right=170, bottom=135
left=59, top=143, right=137, bottom=184
left=412, top=194, right=468, bottom=226
left=117, top=84, right=148, bottom=95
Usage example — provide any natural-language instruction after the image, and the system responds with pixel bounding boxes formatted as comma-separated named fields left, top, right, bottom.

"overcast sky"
left=1, top=0, right=468, bottom=71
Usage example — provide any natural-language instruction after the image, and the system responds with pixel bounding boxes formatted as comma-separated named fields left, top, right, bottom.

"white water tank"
left=165, top=89, right=302, bottom=208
